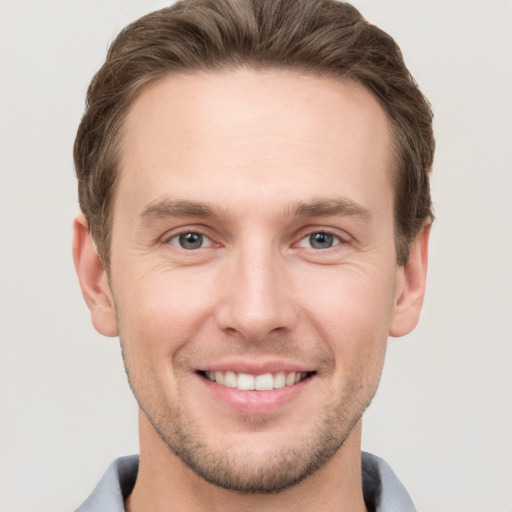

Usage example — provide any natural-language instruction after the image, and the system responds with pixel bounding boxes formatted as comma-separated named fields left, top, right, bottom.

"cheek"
left=114, top=268, right=217, bottom=362
left=302, top=263, right=396, bottom=327
left=297, top=265, right=395, bottom=372
left=113, top=271, right=218, bottom=407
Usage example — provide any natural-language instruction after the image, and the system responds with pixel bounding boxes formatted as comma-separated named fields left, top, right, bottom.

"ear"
left=389, top=223, right=431, bottom=337
left=72, top=214, right=118, bottom=337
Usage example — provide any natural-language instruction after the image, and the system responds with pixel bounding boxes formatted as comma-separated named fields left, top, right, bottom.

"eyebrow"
left=286, top=198, right=372, bottom=221
left=138, top=199, right=220, bottom=224
left=137, top=196, right=372, bottom=225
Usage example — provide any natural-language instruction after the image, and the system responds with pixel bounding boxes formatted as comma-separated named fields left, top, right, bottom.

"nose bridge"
left=216, top=237, right=296, bottom=341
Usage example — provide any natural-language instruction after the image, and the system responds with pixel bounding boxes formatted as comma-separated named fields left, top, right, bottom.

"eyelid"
left=168, top=233, right=214, bottom=249
left=294, top=227, right=349, bottom=249
left=162, top=225, right=219, bottom=248
left=297, top=233, right=339, bottom=248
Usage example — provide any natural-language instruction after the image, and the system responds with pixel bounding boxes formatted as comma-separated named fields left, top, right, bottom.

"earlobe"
left=72, top=214, right=118, bottom=337
left=389, top=223, right=431, bottom=338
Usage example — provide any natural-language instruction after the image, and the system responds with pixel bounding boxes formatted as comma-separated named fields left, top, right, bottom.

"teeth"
left=224, top=370, right=237, bottom=388
left=204, top=370, right=309, bottom=390
left=237, top=373, right=255, bottom=390
left=285, top=372, right=296, bottom=386
left=255, top=373, right=273, bottom=391
left=273, top=371, right=286, bottom=389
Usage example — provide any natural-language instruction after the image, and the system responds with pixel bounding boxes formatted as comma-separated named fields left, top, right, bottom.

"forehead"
left=117, top=69, right=393, bottom=216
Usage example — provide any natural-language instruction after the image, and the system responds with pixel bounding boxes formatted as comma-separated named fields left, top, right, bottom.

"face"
left=78, top=69, right=421, bottom=493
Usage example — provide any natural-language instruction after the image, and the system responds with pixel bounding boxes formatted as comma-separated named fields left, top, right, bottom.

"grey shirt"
left=75, top=452, right=417, bottom=511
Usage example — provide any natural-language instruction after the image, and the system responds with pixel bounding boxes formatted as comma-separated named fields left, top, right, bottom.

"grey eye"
left=177, top=232, right=204, bottom=249
left=308, top=232, right=335, bottom=249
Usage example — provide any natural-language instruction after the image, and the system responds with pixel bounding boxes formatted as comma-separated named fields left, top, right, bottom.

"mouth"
left=197, top=370, right=315, bottom=391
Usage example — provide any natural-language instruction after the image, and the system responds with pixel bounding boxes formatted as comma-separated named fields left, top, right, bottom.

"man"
left=72, top=0, right=434, bottom=510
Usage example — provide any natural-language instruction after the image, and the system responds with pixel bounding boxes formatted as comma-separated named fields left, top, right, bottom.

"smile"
left=201, top=370, right=312, bottom=391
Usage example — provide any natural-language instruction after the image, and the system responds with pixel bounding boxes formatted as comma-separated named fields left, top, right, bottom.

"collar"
left=75, top=452, right=416, bottom=512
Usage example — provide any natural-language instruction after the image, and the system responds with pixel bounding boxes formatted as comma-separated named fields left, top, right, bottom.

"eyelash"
left=296, top=231, right=344, bottom=250
left=166, top=231, right=215, bottom=250
left=165, top=228, right=346, bottom=251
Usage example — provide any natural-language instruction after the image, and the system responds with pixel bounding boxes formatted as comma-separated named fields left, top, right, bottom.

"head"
left=74, top=0, right=434, bottom=274
left=73, top=0, right=433, bottom=498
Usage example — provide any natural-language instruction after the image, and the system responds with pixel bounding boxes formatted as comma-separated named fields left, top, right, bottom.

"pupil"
left=179, top=233, right=203, bottom=249
left=310, top=232, right=333, bottom=249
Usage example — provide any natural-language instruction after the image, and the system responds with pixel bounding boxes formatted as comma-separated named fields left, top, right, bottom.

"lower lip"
left=199, top=374, right=314, bottom=414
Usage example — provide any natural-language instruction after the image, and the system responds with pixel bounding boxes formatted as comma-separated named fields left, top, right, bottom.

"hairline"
left=96, top=65, right=406, bottom=274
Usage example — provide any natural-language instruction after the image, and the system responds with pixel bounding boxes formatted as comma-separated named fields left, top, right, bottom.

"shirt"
left=75, top=452, right=417, bottom=511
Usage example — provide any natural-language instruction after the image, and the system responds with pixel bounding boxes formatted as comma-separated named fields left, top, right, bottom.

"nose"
left=214, top=245, right=298, bottom=342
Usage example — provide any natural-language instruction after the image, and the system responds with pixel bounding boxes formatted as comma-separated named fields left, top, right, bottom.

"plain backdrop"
left=0, top=1, right=511, bottom=511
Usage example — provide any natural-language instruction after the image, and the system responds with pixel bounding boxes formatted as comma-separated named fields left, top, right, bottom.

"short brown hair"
left=74, top=0, right=434, bottom=271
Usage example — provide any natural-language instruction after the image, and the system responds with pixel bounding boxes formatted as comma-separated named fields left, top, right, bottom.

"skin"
left=74, top=69, right=430, bottom=512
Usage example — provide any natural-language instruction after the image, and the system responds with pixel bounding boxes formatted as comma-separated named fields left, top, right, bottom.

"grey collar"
left=75, top=452, right=416, bottom=512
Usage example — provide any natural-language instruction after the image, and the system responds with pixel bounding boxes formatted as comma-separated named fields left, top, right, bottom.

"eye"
left=168, top=232, right=212, bottom=250
left=298, top=231, right=341, bottom=250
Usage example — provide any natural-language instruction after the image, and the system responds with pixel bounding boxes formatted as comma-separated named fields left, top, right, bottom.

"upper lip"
left=196, top=358, right=315, bottom=375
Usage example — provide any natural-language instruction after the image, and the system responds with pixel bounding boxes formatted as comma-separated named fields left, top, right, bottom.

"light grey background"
left=1, top=1, right=511, bottom=511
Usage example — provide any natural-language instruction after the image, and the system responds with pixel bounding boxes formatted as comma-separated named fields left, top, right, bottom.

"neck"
left=126, top=411, right=367, bottom=512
